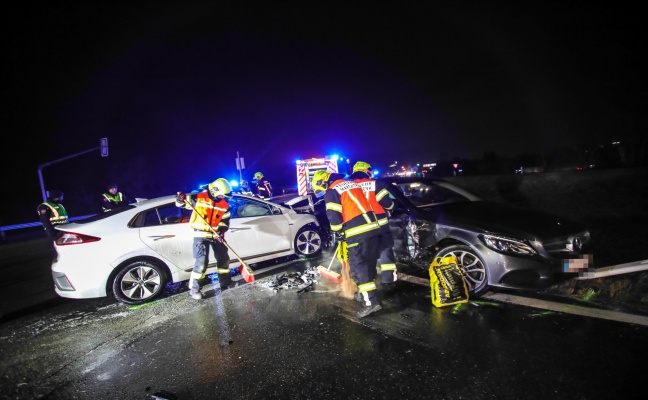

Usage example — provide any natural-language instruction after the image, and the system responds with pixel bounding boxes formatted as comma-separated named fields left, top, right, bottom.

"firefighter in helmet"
left=176, top=178, right=236, bottom=299
left=312, top=169, right=383, bottom=318
left=349, top=161, right=398, bottom=290
left=253, top=171, right=273, bottom=199
left=238, top=180, right=256, bottom=196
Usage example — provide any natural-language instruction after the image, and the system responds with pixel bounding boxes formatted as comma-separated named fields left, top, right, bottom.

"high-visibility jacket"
left=188, top=192, right=230, bottom=238
left=324, top=179, right=380, bottom=243
left=351, top=173, right=394, bottom=232
left=102, top=191, right=124, bottom=212
left=256, top=178, right=273, bottom=199
left=38, top=201, right=69, bottom=226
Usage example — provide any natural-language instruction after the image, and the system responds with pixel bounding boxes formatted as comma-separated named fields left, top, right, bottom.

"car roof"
left=72, top=193, right=291, bottom=225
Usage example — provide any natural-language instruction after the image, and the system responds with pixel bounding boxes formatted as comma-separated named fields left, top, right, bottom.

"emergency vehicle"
left=295, top=156, right=339, bottom=195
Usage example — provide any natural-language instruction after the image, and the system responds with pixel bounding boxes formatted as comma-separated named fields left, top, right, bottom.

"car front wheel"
left=435, top=244, right=489, bottom=297
left=112, top=260, right=167, bottom=305
left=295, top=226, right=323, bottom=258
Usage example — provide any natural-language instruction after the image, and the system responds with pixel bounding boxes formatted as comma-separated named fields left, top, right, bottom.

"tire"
left=112, top=260, right=167, bottom=305
left=435, top=244, right=489, bottom=297
left=295, top=225, right=323, bottom=258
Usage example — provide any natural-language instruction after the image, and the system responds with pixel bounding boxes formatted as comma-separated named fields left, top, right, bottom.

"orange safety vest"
left=326, top=179, right=380, bottom=241
left=189, top=192, right=230, bottom=237
left=353, top=177, right=394, bottom=229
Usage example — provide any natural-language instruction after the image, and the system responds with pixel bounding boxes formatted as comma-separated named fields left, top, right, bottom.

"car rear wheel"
left=112, top=260, right=167, bottom=305
left=295, top=226, right=323, bottom=258
left=435, top=244, right=489, bottom=297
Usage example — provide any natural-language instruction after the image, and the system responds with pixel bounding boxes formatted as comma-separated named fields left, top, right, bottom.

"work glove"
left=176, top=191, right=187, bottom=203
left=334, top=231, right=345, bottom=242
left=215, top=227, right=226, bottom=243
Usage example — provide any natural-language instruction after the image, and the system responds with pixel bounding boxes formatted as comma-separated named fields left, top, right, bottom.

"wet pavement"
left=1, top=253, right=648, bottom=399
left=2, top=237, right=648, bottom=399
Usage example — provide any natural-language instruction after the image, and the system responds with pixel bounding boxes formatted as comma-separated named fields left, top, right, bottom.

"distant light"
left=231, top=180, right=240, bottom=187
left=331, top=154, right=339, bottom=161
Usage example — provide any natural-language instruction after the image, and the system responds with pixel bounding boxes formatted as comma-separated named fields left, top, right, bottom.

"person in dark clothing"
left=253, top=171, right=273, bottom=199
left=37, top=190, right=68, bottom=239
left=349, top=161, right=398, bottom=289
left=311, top=169, right=383, bottom=319
left=101, top=183, right=127, bottom=212
left=237, top=180, right=257, bottom=196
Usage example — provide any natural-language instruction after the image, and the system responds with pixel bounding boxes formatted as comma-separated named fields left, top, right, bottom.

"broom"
left=182, top=196, right=255, bottom=283
left=317, top=242, right=342, bottom=283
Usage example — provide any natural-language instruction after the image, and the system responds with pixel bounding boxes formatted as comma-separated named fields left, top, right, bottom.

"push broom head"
left=239, top=264, right=255, bottom=283
left=317, top=242, right=343, bottom=284
left=317, top=265, right=342, bottom=284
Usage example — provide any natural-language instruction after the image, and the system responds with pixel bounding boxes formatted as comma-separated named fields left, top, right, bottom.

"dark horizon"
left=4, top=3, right=645, bottom=225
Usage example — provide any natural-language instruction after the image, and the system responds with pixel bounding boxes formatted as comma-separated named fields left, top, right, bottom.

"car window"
left=135, top=203, right=191, bottom=227
left=228, top=197, right=275, bottom=218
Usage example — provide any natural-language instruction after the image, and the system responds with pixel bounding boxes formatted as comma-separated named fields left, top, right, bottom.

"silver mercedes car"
left=380, top=177, right=592, bottom=296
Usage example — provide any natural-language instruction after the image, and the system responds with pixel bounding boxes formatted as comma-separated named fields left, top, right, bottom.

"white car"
left=51, top=193, right=324, bottom=304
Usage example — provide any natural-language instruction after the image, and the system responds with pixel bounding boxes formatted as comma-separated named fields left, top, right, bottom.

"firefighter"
left=176, top=178, right=237, bottom=299
left=253, top=171, right=273, bottom=199
left=349, top=161, right=398, bottom=290
left=238, top=180, right=256, bottom=196
left=101, top=183, right=126, bottom=212
left=37, top=190, right=69, bottom=239
left=311, top=169, right=383, bottom=318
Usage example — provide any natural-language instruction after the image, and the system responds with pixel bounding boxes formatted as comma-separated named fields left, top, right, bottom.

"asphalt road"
left=1, top=239, right=648, bottom=399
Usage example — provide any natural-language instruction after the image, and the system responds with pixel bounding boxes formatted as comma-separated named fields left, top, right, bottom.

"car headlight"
left=479, top=234, right=538, bottom=256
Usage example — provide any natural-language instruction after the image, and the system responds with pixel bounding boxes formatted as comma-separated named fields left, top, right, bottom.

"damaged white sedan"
left=51, top=194, right=324, bottom=305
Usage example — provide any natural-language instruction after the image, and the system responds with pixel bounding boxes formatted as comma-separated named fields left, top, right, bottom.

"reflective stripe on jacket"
left=256, top=178, right=273, bottom=199
left=40, top=202, right=69, bottom=225
left=324, top=179, right=380, bottom=242
left=189, top=192, right=230, bottom=236
left=102, top=192, right=124, bottom=212
left=353, top=177, right=394, bottom=230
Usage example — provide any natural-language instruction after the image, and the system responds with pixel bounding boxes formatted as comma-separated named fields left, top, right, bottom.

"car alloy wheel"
left=112, top=260, right=166, bottom=304
left=295, top=226, right=323, bottom=258
left=436, top=244, right=489, bottom=297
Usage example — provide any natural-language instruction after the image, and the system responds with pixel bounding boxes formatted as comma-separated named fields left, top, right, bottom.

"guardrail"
left=0, top=215, right=96, bottom=240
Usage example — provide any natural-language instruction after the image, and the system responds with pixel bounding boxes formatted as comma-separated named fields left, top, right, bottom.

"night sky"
left=4, top=3, right=642, bottom=224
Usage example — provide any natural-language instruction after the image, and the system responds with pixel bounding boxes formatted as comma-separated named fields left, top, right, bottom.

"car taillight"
left=55, top=231, right=101, bottom=245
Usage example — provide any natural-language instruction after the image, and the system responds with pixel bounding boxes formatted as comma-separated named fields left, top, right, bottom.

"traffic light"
left=100, top=138, right=109, bottom=157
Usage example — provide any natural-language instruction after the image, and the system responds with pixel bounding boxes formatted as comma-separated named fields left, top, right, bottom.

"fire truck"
left=295, top=156, right=339, bottom=195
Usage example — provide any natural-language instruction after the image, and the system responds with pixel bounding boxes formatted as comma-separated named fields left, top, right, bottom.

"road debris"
left=261, top=267, right=319, bottom=292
